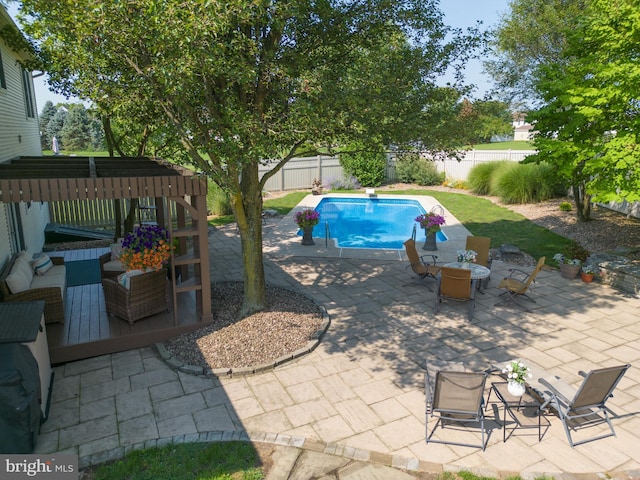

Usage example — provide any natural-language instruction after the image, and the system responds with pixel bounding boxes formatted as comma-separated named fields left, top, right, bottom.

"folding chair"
left=539, top=364, right=631, bottom=447
left=425, top=369, right=488, bottom=450
left=403, top=238, right=440, bottom=290
left=495, top=256, right=545, bottom=306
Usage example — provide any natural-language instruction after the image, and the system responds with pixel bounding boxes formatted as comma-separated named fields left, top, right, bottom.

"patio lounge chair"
left=403, top=239, right=440, bottom=290
left=425, top=368, right=488, bottom=450
left=495, top=256, right=545, bottom=306
left=538, top=364, right=631, bottom=447
left=434, top=266, right=475, bottom=320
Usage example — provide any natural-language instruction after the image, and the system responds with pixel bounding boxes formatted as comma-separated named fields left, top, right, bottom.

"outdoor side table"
left=487, top=381, right=543, bottom=442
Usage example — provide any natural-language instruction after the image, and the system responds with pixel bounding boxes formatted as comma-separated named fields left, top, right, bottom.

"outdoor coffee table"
left=486, top=381, right=544, bottom=442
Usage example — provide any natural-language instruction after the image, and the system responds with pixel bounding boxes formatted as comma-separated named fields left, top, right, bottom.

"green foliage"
left=491, top=162, right=562, bottom=204
left=529, top=0, right=640, bottom=221
left=456, top=99, right=514, bottom=145
left=92, top=441, right=263, bottom=480
left=207, top=183, right=232, bottom=216
left=339, top=144, right=386, bottom=187
left=60, top=104, right=92, bottom=151
left=39, top=101, right=57, bottom=150
left=467, top=161, right=512, bottom=195
left=394, top=152, right=444, bottom=186
left=325, top=176, right=361, bottom=191
left=559, top=201, right=572, bottom=212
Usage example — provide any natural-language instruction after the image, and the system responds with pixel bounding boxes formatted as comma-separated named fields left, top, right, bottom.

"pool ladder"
left=325, top=221, right=331, bottom=248
left=411, top=223, right=417, bottom=241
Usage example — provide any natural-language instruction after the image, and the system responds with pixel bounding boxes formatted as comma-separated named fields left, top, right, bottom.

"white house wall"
left=0, top=8, right=47, bottom=262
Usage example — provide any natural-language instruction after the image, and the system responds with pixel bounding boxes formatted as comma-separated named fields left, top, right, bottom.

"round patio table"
left=443, top=262, right=490, bottom=280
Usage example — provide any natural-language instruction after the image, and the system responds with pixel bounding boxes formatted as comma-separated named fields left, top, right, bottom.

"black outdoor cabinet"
left=0, top=301, right=52, bottom=453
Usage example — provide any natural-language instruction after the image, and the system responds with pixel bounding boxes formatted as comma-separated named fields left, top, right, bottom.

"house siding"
left=0, top=7, right=47, bottom=256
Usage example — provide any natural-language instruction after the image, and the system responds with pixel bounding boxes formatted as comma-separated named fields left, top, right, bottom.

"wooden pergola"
left=0, top=156, right=212, bottom=363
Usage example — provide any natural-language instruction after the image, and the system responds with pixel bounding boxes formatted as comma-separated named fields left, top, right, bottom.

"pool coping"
left=262, top=193, right=471, bottom=263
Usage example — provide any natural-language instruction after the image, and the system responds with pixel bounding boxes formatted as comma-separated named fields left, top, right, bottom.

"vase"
left=559, top=263, right=581, bottom=280
left=507, top=380, right=526, bottom=397
left=422, top=230, right=437, bottom=251
left=301, top=226, right=315, bottom=246
left=461, top=262, right=470, bottom=269
left=581, top=272, right=594, bottom=283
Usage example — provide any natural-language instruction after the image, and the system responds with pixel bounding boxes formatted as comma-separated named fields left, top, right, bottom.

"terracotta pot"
left=559, top=263, right=581, bottom=280
left=581, top=272, right=594, bottom=283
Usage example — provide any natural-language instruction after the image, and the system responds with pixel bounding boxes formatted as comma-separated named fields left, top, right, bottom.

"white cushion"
left=32, top=254, right=53, bottom=276
left=17, top=250, right=32, bottom=263
left=103, top=259, right=126, bottom=272
left=5, top=267, right=30, bottom=294
left=110, top=239, right=124, bottom=260
left=30, top=265, right=66, bottom=294
left=13, top=257, right=34, bottom=284
left=117, top=269, right=144, bottom=290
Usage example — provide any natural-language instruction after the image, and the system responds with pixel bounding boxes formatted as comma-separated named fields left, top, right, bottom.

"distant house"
left=512, top=112, right=534, bottom=141
left=0, top=5, right=48, bottom=267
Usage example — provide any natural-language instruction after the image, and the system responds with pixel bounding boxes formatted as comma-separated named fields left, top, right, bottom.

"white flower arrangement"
left=456, top=249, right=477, bottom=263
left=553, top=253, right=581, bottom=266
left=502, top=360, right=532, bottom=385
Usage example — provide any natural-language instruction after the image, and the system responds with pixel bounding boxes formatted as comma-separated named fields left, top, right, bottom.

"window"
left=21, top=68, right=35, bottom=117
left=0, top=49, right=6, bottom=89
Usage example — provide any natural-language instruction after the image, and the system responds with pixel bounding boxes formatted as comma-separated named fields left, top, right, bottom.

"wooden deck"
left=46, top=248, right=210, bottom=364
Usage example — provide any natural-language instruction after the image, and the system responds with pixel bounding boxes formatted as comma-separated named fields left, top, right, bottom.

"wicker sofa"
left=0, top=253, right=66, bottom=324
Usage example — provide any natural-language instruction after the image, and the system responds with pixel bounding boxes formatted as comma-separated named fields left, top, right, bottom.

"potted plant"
left=119, top=225, right=172, bottom=272
left=294, top=209, right=320, bottom=245
left=581, top=264, right=597, bottom=283
left=415, top=212, right=445, bottom=251
left=553, top=241, right=590, bottom=280
left=502, top=359, right=532, bottom=397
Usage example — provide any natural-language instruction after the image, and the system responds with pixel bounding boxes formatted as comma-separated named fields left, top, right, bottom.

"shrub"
left=563, top=240, right=590, bottom=262
left=325, top=175, right=361, bottom=191
left=207, top=182, right=232, bottom=216
left=467, top=160, right=512, bottom=195
left=560, top=201, right=572, bottom=212
left=339, top=144, right=386, bottom=187
left=395, top=152, right=444, bottom=186
left=491, top=162, right=563, bottom=204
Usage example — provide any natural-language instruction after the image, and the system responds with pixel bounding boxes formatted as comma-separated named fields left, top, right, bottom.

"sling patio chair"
left=434, top=266, right=475, bottom=320
left=425, top=368, right=489, bottom=450
left=538, top=364, right=631, bottom=447
left=465, top=236, right=492, bottom=288
left=403, top=238, right=441, bottom=290
left=495, top=256, right=545, bottom=307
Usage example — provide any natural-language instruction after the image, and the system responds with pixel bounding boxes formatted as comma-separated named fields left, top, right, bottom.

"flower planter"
left=507, top=380, right=526, bottom=397
left=423, top=231, right=437, bottom=251
left=559, top=263, right=581, bottom=280
left=581, top=272, right=594, bottom=283
left=301, top=226, right=315, bottom=245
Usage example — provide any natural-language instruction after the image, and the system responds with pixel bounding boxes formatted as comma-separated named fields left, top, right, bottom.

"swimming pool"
left=300, top=197, right=448, bottom=249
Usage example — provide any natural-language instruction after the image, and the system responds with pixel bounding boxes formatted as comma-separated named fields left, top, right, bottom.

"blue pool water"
left=300, top=197, right=448, bottom=249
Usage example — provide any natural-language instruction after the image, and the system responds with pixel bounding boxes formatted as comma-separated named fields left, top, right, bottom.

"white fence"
left=259, top=150, right=536, bottom=191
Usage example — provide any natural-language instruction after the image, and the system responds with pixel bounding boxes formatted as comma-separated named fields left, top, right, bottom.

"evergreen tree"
left=60, top=104, right=91, bottom=150
left=39, top=100, right=57, bottom=150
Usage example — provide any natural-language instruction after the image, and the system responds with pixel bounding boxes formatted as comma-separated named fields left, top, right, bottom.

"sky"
left=8, top=0, right=511, bottom=112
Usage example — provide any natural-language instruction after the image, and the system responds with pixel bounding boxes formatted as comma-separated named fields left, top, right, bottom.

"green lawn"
left=471, top=141, right=534, bottom=150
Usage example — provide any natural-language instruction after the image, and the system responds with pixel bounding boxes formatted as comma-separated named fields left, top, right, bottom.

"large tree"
left=485, top=0, right=589, bottom=106
left=19, top=0, right=478, bottom=316
left=528, top=0, right=640, bottom=221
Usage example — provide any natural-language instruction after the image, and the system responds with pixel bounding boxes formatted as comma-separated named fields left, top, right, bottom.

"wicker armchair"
left=102, top=269, right=170, bottom=325
left=98, top=252, right=125, bottom=280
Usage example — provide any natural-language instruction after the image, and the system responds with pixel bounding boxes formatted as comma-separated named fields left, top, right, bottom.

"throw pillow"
left=117, top=269, right=144, bottom=290
left=6, top=268, right=30, bottom=294
left=32, top=255, right=53, bottom=276
left=110, top=238, right=124, bottom=260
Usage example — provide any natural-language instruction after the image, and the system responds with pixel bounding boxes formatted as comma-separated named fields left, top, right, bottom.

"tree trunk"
left=234, top=163, right=267, bottom=318
left=572, top=183, right=592, bottom=222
